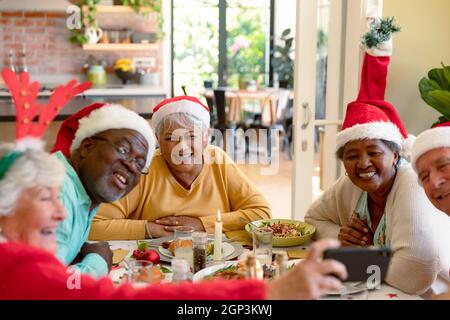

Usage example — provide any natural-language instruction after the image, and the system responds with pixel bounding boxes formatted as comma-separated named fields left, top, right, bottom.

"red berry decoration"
left=142, top=249, right=160, bottom=264
left=132, top=249, right=142, bottom=259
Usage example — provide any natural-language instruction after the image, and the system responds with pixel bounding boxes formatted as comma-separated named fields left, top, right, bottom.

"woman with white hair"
left=90, top=96, right=271, bottom=240
left=0, top=144, right=67, bottom=253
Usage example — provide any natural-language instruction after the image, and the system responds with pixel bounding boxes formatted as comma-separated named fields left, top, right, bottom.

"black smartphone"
left=323, top=247, right=392, bottom=282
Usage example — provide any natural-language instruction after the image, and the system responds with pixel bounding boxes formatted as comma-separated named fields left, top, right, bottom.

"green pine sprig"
left=362, top=17, right=401, bottom=49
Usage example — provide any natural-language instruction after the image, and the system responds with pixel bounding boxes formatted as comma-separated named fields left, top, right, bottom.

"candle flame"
left=217, top=209, right=221, bottom=222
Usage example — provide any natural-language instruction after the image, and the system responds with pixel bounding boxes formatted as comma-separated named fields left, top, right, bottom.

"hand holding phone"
left=323, top=247, right=391, bottom=283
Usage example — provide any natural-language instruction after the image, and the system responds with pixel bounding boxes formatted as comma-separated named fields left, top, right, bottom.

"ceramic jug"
left=85, top=27, right=103, bottom=44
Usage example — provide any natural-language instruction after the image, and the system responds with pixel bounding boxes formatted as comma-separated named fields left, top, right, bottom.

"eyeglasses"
left=91, top=136, right=149, bottom=175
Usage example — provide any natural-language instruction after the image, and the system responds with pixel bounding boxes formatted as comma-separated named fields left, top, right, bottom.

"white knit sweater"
left=305, top=164, right=450, bottom=295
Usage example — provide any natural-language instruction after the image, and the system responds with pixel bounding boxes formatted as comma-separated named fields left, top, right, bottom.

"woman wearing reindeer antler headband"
left=0, top=69, right=90, bottom=265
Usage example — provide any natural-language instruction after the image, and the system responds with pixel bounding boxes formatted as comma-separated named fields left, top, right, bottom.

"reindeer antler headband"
left=0, top=68, right=91, bottom=179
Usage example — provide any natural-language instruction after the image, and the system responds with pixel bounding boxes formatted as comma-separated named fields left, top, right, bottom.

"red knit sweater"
left=0, top=243, right=266, bottom=300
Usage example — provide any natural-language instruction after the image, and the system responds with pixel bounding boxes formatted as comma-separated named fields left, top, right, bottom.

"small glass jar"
left=121, top=28, right=132, bottom=43
left=192, top=232, right=208, bottom=273
left=110, top=29, right=120, bottom=43
left=171, top=257, right=191, bottom=283
left=273, top=251, right=288, bottom=278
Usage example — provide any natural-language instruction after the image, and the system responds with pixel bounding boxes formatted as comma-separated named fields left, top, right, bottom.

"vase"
left=238, top=75, right=248, bottom=90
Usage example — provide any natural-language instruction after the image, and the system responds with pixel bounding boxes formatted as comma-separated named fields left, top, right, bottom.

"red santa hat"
left=336, top=18, right=413, bottom=156
left=151, top=96, right=210, bottom=131
left=51, top=103, right=156, bottom=167
left=411, top=121, right=450, bottom=172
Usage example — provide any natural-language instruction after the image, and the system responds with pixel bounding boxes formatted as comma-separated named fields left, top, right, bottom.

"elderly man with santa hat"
left=51, top=103, right=156, bottom=278
left=412, top=122, right=450, bottom=299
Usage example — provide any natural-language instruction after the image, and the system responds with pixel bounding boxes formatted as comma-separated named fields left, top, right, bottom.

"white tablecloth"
left=107, top=240, right=422, bottom=300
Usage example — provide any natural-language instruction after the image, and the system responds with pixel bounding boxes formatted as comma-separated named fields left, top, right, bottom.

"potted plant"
left=229, top=35, right=261, bottom=90
left=419, top=63, right=450, bottom=127
left=272, top=28, right=294, bottom=89
left=119, top=0, right=163, bottom=36
left=69, top=0, right=101, bottom=46
left=118, top=0, right=161, bottom=13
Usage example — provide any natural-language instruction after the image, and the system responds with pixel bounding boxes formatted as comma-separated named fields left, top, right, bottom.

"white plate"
left=193, top=261, right=240, bottom=282
left=193, top=259, right=303, bottom=282
left=158, top=242, right=235, bottom=260
left=325, top=282, right=368, bottom=296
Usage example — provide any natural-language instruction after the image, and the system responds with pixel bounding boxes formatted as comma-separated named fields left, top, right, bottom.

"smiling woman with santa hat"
left=89, top=96, right=271, bottom=241
left=305, top=17, right=450, bottom=296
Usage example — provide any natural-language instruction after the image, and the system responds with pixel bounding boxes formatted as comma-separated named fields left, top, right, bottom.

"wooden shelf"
left=82, top=43, right=158, bottom=51
left=83, top=5, right=153, bottom=14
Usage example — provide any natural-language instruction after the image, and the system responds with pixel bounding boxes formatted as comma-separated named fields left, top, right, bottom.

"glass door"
left=225, top=0, right=271, bottom=89
left=291, top=0, right=381, bottom=220
left=172, top=0, right=272, bottom=96
left=172, top=0, right=220, bottom=96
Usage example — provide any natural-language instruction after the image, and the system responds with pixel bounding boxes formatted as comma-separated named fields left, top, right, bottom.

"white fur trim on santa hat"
left=151, top=99, right=210, bottom=131
left=411, top=127, right=450, bottom=172
left=367, top=36, right=393, bottom=57
left=337, top=121, right=403, bottom=151
left=70, top=104, right=156, bottom=167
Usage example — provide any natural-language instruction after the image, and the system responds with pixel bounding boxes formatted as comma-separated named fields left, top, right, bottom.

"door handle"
left=301, top=102, right=311, bottom=129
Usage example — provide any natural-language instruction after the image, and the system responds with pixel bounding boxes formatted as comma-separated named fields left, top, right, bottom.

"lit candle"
left=213, top=209, right=223, bottom=262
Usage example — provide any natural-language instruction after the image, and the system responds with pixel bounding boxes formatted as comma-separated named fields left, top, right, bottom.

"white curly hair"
left=155, top=112, right=208, bottom=139
left=0, top=143, right=66, bottom=217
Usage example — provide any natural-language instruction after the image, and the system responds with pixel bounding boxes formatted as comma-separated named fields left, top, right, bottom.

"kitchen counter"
left=0, top=85, right=168, bottom=121
left=0, top=84, right=169, bottom=97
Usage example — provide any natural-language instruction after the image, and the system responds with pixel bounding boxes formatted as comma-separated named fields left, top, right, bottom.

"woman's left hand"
left=155, top=216, right=206, bottom=232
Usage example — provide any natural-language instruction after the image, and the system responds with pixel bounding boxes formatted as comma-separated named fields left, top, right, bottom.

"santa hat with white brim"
left=411, top=122, right=450, bottom=172
left=336, top=17, right=414, bottom=157
left=151, top=96, right=210, bottom=132
left=52, top=103, right=156, bottom=167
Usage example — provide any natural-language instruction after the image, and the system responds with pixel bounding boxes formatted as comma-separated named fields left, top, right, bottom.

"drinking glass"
left=126, top=260, right=153, bottom=287
left=173, top=226, right=194, bottom=268
left=252, top=227, right=273, bottom=267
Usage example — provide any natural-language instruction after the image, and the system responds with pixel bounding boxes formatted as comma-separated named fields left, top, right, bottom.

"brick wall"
left=0, top=10, right=163, bottom=84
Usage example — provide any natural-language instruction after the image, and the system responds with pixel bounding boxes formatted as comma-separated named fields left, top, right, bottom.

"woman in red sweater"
left=0, top=143, right=346, bottom=300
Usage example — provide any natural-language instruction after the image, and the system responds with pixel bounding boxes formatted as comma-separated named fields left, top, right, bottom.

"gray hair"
left=155, top=112, right=208, bottom=139
left=336, top=139, right=401, bottom=160
left=0, top=144, right=66, bottom=217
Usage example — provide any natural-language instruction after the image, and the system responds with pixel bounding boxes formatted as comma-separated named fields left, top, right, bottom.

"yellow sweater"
left=89, top=145, right=271, bottom=240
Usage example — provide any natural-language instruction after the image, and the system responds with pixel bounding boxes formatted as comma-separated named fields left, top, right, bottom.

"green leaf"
left=159, top=265, right=171, bottom=274
left=429, top=90, right=450, bottom=116
left=419, top=81, right=450, bottom=118
left=281, top=29, right=291, bottom=37
left=138, top=241, right=149, bottom=251
left=442, top=63, right=450, bottom=84
left=260, top=221, right=271, bottom=227
left=428, top=68, right=450, bottom=91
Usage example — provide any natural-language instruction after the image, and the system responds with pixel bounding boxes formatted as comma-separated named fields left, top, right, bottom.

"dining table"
left=203, top=88, right=291, bottom=125
left=106, top=236, right=422, bottom=300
